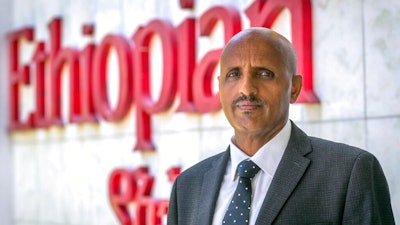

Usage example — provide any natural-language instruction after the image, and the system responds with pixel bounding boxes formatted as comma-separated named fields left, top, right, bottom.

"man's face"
left=218, top=33, right=301, bottom=137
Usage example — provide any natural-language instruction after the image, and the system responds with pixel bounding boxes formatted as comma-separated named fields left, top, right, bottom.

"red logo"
left=6, top=0, right=316, bottom=152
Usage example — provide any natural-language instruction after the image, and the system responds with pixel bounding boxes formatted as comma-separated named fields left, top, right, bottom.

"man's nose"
left=239, top=75, right=257, bottom=96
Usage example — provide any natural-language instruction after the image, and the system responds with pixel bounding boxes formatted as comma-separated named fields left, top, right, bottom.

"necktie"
left=222, top=160, right=260, bottom=224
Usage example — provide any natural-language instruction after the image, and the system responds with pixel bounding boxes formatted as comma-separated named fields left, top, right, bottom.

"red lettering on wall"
left=175, top=18, right=196, bottom=112
left=78, top=24, right=98, bottom=123
left=7, top=27, right=34, bottom=130
left=92, top=34, right=133, bottom=121
left=31, top=42, right=48, bottom=127
left=6, top=0, right=318, bottom=151
left=109, top=166, right=180, bottom=225
left=49, top=18, right=81, bottom=125
left=133, top=20, right=177, bottom=150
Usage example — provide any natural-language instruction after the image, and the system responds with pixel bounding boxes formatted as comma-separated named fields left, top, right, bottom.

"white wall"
left=0, top=0, right=13, bottom=223
left=1, top=0, right=399, bottom=224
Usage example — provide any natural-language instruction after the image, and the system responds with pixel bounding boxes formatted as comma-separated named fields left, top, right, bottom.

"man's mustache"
left=232, top=94, right=264, bottom=105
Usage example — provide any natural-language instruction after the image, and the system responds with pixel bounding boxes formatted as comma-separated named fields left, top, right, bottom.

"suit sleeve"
left=342, top=151, right=395, bottom=225
left=167, top=180, right=178, bottom=225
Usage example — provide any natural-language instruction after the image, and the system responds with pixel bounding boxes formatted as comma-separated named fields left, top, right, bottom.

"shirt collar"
left=229, top=120, right=291, bottom=181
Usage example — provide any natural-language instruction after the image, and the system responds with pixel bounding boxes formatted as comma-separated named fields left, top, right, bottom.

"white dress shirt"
left=212, top=121, right=291, bottom=225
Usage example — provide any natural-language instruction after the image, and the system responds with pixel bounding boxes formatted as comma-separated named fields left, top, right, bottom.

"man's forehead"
left=221, top=41, right=280, bottom=63
left=220, top=29, right=296, bottom=73
left=222, top=33, right=283, bottom=58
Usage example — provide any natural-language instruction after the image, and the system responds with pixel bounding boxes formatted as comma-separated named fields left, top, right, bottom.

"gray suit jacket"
left=167, top=122, right=395, bottom=225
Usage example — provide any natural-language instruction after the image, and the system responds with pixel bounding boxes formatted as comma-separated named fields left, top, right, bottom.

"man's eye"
left=227, top=71, right=240, bottom=78
left=258, top=70, right=274, bottom=78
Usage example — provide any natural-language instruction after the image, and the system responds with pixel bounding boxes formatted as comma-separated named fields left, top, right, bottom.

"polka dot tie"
left=222, top=160, right=260, bottom=224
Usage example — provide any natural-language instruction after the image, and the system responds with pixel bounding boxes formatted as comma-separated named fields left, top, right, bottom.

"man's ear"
left=290, top=75, right=302, bottom=104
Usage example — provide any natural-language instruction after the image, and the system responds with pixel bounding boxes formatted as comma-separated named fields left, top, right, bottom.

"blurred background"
left=0, top=0, right=399, bottom=224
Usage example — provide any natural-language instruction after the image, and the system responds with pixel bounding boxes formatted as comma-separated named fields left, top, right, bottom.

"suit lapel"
left=196, top=149, right=230, bottom=225
left=256, top=122, right=312, bottom=225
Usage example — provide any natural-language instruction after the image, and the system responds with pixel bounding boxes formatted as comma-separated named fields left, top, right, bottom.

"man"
left=167, top=28, right=394, bottom=225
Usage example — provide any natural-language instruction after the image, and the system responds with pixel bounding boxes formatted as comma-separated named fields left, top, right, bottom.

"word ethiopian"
left=6, top=0, right=317, bottom=151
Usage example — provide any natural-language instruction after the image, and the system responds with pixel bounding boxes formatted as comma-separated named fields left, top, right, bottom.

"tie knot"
left=237, top=160, right=260, bottom=179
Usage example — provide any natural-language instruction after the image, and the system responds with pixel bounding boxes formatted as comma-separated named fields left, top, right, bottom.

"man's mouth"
left=232, top=94, right=264, bottom=111
left=236, top=101, right=261, bottom=110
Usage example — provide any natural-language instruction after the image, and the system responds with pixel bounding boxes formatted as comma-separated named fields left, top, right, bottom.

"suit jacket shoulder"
left=256, top=122, right=395, bottom=225
left=177, top=151, right=227, bottom=180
